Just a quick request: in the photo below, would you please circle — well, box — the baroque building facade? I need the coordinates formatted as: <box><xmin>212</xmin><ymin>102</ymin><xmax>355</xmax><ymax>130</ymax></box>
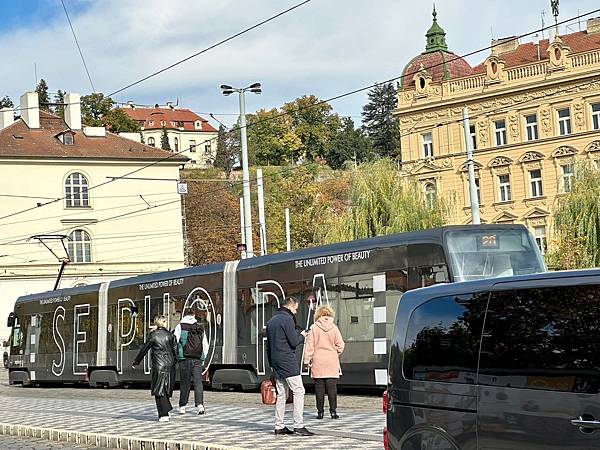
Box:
<box><xmin>396</xmin><ymin>9</ymin><xmax>600</xmax><ymax>254</ymax></box>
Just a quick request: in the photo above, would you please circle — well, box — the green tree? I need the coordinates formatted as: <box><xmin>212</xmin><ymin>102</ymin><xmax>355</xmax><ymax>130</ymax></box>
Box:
<box><xmin>214</xmin><ymin>125</ymin><xmax>239</xmax><ymax>177</ymax></box>
<box><xmin>0</xmin><ymin>95</ymin><xmax>14</xmax><ymax>108</ymax></box>
<box><xmin>316</xmin><ymin>159</ymin><xmax>450</xmax><ymax>244</ymax></box>
<box><xmin>327</xmin><ymin>117</ymin><xmax>374</xmax><ymax>169</ymax></box>
<box><xmin>81</xmin><ymin>92</ymin><xmax>113</xmax><ymax>126</ymax></box>
<box><xmin>53</xmin><ymin>90</ymin><xmax>65</xmax><ymax>118</ymax></box>
<box><xmin>362</xmin><ymin>83</ymin><xmax>401</xmax><ymax>159</ymax></box>
<box><xmin>160</xmin><ymin>126</ymin><xmax>171</xmax><ymax>150</ymax></box>
<box><xmin>103</xmin><ymin>108</ymin><xmax>141</xmax><ymax>133</ymax></box>
<box><xmin>36</xmin><ymin>79</ymin><xmax>51</xmax><ymax>112</ymax></box>
<box><xmin>282</xmin><ymin>95</ymin><xmax>339</xmax><ymax>162</ymax></box>
<box><xmin>247</xmin><ymin>108</ymin><xmax>300</xmax><ymax>165</ymax></box>
<box><xmin>548</xmin><ymin>163</ymin><xmax>600</xmax><ymax>269</ymax></box>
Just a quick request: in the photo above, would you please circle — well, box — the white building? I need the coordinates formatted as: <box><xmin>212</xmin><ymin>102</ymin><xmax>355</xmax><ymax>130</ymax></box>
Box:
<box><xmin>121</xmin><ymin>105</ymin><xmax>218</xmax><ymax>168</ymax></box>
<box><xmin>0</xmin><ymin>92</ymin><xmax>187</xmax><ymax>339</ymax></box>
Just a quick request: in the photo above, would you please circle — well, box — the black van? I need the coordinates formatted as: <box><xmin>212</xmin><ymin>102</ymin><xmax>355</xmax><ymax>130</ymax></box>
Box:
<box><xmin>386</xmin><ymin>269</ymin><xmax>600</xmax><ymax>450</ymax></box>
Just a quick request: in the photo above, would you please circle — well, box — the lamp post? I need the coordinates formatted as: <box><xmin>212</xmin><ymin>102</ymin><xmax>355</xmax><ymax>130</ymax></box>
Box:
<box><xmin>221</xmin><ymin>82</ymin><xmax>262</xmax><ymax>258</ymax></box>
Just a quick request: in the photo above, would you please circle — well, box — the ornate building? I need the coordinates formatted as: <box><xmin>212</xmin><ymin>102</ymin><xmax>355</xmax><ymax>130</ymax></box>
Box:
<box><xmin>396</xmin><ymin>9</ymin><xmax>600</xmax><ymax>254</ymax></box>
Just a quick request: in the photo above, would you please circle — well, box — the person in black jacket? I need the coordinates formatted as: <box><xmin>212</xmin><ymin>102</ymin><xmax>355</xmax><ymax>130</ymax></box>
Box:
<box><xmin>266</xmin><ymin>296</ymin><xmax>314</xmax><ymax>436</ymax></box>
<box><xmin>132</xmin><ymin>315</ymin><xmax>176</xmax><ymax>422</ymax></box>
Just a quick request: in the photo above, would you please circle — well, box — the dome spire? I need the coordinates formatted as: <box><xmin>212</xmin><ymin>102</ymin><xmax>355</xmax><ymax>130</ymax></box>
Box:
<box><xmin>425</xmin><ymin>4</ymin><xmax>448</xmax><ymax>53</ymax></box>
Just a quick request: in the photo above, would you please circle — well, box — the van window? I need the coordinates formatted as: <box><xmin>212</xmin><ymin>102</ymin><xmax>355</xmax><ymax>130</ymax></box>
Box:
<box><xmin>403</xmin><ymin>294</ymin><xmax>487</xmax><ymax>384</ymax></box>
<box><xmin>479</xmin><ymin>285</ymin><xmax>600</xmax><ymax>394</ymax></box>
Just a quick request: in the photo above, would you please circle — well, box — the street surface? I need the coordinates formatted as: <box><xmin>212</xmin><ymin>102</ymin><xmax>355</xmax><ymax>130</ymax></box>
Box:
<box><xmin>0</xmin><ymin>370</ymin><xmax>384</xmax><ymax>449</ymax></box>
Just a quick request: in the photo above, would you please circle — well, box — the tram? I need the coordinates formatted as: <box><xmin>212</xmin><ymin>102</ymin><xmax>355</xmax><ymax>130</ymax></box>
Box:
<box><xmin>6</xmin><ymin>224</ymin><xmax>545</xmax><ymax>389</ymax></box>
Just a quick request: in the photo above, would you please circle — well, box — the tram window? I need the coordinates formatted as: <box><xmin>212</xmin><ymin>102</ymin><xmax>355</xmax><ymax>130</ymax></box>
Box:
<box><xmin>403</xmin><ymin>294</ymin><xmax>487</xmax><ymax>383</ymax></box>
<box><xmin>11</xmin><ymin>317</ymin><xmax>23</xmax><ymax>350</ymax></box>
<box><xmin>337</xmin><ymin>276</ymin><xmax>374</xmax><ymax>342</ymax></box>
<box><xmin>408</xmin><ymin>244</ymin><xmax>446</xmax><ymax>268</ymax></box>
<box><xmin>408</xmin><ymin>264</ymin><xmax>449</xmax><ymax>290</ymax></box>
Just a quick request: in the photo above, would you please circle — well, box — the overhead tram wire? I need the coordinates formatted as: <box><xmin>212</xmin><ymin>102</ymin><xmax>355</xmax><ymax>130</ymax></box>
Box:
<box><xmin>1</xmin><ymin>9</ymin><xmax>597</xmax><ymax>224</ymax></box>
<box><xmin>106</xmin><ymin>0</ymin><xmax>312</xmax><ymax>97</ymax></box>
<box><xmin>60</xmin><ymin>0</ymin><xmax>96</xmax><ymax>93</ymax></box>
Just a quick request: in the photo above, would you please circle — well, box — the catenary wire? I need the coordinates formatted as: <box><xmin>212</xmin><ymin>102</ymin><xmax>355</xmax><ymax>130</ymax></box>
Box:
<box><xmin>60</xmin><ymin>0</ymin><xmax>96</xmax><ymax>93</ymax></box>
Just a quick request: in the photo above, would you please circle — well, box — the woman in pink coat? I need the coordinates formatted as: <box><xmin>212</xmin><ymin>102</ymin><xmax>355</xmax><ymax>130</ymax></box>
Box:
<box><xmin>304</xmin><ymin>305</ymin><xmax>345</xmax><ymax>419</ymax></box>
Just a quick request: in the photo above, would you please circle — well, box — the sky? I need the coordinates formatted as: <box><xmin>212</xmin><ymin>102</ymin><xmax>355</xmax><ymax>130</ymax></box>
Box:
<box><xmin>1</xmin><ymin>0</ymin><xmax>599</xmax><ymax>127</ymax></box>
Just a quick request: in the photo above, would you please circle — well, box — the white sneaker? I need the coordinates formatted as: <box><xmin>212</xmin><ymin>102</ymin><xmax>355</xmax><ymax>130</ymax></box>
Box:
<box><xmin>178</xmin><ymin>406</ymin><xmax>186</xmax><ymax>414</ymax></box>
<box><xmin>197</xmin><ymin>404</ymin><xmax>205</xmax><ymax>415</ymax></box>
<box><xmin>158</xmin><ymin>416</ymin><xmax>170</xmax><ymax>422</ymax></box>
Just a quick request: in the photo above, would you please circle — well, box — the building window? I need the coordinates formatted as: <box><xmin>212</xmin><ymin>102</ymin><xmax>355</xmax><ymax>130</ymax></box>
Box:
<box><xmin>189</xmin><ymin>140</ymin><xmax>196</xmax><ymax>152</ymax></box>
<box><xmin>494</xmin><ymin>120</ymin><xmax>507</xmax><ymax>146</ymax></box>
<box><xmin>562</xmin><ymin>164</ymin><xmax>574</xmax><ymax>193</ymax></box>
<box><xmin>468</xmin><ymin>177</ymin><xmax>481</xmax><ymax>205</ymax></box>
<box><xmin>422</xmin><ymin>132</ymin><xmax>433</xmax><ymax>158</ymax></box>
<box><xmin>592</xmin><ymin>103</ymin><xmax>600</xmax><ymax>130</ymax></box>
<box><xmin>557</xmin><ymin>108</ymin><xmax>571</xmax><ymax>135</ymax></box>
<box><xmin>148</xmin><ymin>137</ymin><xmax>155</xmax><ymax>147</ymax></box>
<box><xmin>65</xmin><ymin>172</ymin><xmax>89</xmax><ymax>208</ymax></box>
<box><xmin>529</xmin><ymin>169</ymin><xmax>543</xmax><ymax>198</ymax></box>
<box><xmin>425</xmin><ymin>183</ymin><xmax>436</xmax><ymax>208</ymax></box>
<box><xmin>469</xmin><ymin>125</ymin><xmax>477</xmax><ymax>150</ymax></box>
<box><xmin>533</xmin><ymin>225</ymin><xmax>547</xmax><ymax>255</ymax></box>
<box><xmin>68</xmin><ymin>229</ymin><xmax>92</xmax><ymax>263</ymax></box>
<box><xmin>204</xmin><ymin>142</ymin><xmax>212</xmax><ymax>155</ymax></box>
<box><xmin>63</xmin><ymin>132</ymin><xmax>74</xmax><ymax>145</ymax></box>
<box><xmin>174</xmin><ymin>137</ymin><xmax>179</xmax><ymax>152</ymax></box>
<box><xmin>525</xmin><ymin>114</ymin><xmax>538</xmax><ymax>141</ymax></box>
<box><xmin>498</xmin><ymin>174</ymin><xmax>511</xmax><ymax>202</ymax></box>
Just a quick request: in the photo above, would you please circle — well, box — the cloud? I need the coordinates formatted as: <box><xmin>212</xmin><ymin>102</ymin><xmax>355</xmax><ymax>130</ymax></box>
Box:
<box><xmin>2</xmin><ymin>0</ymin><xmax>598</xmax><ymax>125</ymax></box>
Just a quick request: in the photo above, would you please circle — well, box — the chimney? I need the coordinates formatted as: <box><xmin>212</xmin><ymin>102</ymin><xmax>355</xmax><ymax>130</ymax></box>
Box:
<box><xmin>491</xmin><ymin>36</ymin><xmax>519</xmax><ymax>56</ymax></box>
<box><xmin>64</xmin><ymin>93</ymin><xmax>82</xmax><ymax>130</ymax></box>
<box><xmin>0</xmin><ymin>107</ymin><xmax>14</xmax><ymax>130</ymax></box>
<box><xmin>588</xmin><ymin>17</ymin><xmax>600</xmax><ymax>34</ymax></box>
<box><xmin>20</xmin><ymin>92</ymin><xmax>39</xmax><ymax>129</ymax></box>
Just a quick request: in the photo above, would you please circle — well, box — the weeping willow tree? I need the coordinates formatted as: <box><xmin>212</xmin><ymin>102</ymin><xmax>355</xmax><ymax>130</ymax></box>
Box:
<box><xmin>548</xmin><ymin>162</ymin><xmax>600</xmax><ymax>269</ymax></box>
<box><xmin>316</xmin><ymin>159</ymin><xmax>452</xmax><ymax>244</ymax></box>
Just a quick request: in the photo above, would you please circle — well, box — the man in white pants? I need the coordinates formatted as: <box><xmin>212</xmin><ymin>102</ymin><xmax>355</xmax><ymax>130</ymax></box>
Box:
<box><xmin>266</xmin><ymin>297</ymin><xmax>314</xmax><ymax>436</ymax></box>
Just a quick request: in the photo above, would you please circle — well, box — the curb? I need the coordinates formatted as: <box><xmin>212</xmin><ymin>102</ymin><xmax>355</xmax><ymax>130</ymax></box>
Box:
<box><xmin>0</xmin><ymin>423</ymin><xmax>245</xmax><ymax>450</ymax></box>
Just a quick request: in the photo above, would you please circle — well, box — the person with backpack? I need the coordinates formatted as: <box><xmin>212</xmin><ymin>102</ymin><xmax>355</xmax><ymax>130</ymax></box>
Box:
<box><xmin>174</xmin><ymin>308</ymin><xmax>208</xmax><ymax>415</ymax></box>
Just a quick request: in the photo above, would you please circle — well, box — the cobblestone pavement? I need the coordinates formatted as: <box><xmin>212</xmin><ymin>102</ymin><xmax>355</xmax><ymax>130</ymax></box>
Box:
<box><xmin>1</xmin><ymin>370</ymin><xmax>385</xmax><ymax>450</ymax></box>
<box><xmin>0</xmin><ymin>434</ymin><xmax>107</xmax><ymax>449</ymax></box>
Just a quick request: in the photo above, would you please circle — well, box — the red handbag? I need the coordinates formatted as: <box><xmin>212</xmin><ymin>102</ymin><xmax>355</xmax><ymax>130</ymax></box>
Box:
<box><xmin>261</xmin><ymin>379</ymin><xmax>277</xmax><ymax>405</ymax></box>
<box><xmin>261</xmin><ymin>379</ymin><xmax>294</xmax><ymax>405</ymax></box>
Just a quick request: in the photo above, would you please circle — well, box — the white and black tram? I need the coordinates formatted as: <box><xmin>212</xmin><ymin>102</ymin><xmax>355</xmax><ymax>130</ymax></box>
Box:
<box><xmin>6</xmin><ymin>224</ymin><xmax>546</xmax><ymax>389</ymax></box>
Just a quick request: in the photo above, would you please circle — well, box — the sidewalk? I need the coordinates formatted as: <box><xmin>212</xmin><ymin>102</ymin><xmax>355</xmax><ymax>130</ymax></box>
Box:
<box><xmin>0</xmin><ymin>394</ymin><xmax>384</xmax><ymax>449</ymax></box>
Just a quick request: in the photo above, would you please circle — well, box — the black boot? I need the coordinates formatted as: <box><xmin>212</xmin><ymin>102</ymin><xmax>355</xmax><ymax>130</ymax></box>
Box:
<box><xmin>317</xmin><ymin>411</ymin><xmax>324</xmax><ymax>419</ymax></box>
<box><xmin>330</xmin><ymin>409</ymin><xmax>339</xmax><ymax>419</ymax></box>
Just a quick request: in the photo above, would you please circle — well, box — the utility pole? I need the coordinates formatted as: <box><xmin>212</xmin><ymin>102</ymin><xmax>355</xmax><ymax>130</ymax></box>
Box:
<box><xmin>463</xmin><ymin>107</ymin><xmax>481</xmax><ymax>224</ymax></box>
<box><xmin>220</xmin><ymin>83</ymin><xmax>262</xmax><ymax>258</ymax></box>
<box><xmin>239</xmin><ymin>197</ymin><xmax>247</xmax><ymax>259</ymax></box>
<box><xmin>256</xmin><ymin>168</ymin><xmax>267</xmax><ymax>255</ymax></box>
<box><xmin>285</xmin><ymin>208</ymin><xmax>291</xmax><ymax>251</ymax></box>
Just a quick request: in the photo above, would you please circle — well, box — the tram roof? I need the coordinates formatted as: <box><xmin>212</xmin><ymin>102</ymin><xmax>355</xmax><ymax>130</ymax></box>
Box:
<box><xmin>108</xmin><ymin>261</ymin><xmax>226</xmax><ymax>289</ymax></box>
<box><xmin>15</xmin><ymin>282</ymin><xmax>103</xmax><ymax>304</ymax></box>
<box><xmin>237</xmin><ymin>224</ymin><xmax>528</xmax><ymax>270</ymax></box>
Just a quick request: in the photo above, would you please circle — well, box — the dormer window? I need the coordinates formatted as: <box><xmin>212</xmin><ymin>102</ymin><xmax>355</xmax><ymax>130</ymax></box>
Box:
<box><xmin>58</xmin><ymin>130</ymin><xmax>75</xmax><ymax>145</ymax></box>
<box><xmin>195</xmin><ymin>121</ymin><xmax>202</xmax><ymax>129</ymax></box>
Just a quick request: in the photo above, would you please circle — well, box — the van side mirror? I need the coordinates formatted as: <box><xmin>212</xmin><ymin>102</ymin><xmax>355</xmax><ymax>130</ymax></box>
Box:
<box><xmin>7</xmin><ymin>313</ymin><xmax>15</xmax><ymax>328</ymax></box>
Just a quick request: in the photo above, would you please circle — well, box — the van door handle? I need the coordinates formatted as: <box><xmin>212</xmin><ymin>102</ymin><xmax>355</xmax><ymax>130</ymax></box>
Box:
<box><xmin>571</xmin><ymin>417</ymin><xmax>600</xmax><ymax>429</ymax></box>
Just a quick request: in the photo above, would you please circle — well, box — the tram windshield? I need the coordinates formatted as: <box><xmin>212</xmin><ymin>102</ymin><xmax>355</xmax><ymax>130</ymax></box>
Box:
<box><xmin>445</xmin><ymin>228</ymin><xmax>546</xmax><ymax>281</ymax></box>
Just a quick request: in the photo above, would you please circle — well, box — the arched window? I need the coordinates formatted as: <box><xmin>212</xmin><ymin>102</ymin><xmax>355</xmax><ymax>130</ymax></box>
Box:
<box><xmin>425</xmin><ymin>183</ymin><xmax>437</xmax><ymax>209</ymax></box>
<box><xmin>148</xmin><ymin>137</ymin><xmax>155</xmax><ymax>147</ymax></box>
<box><xmin>68</xmin><ymin>229</ymin><xmax>92</xmax><ymax>263</ymax></box>
<box><xmin>65</xmin><ymin>172</ymin><xmax>89</xmax><ymax>208</ymax></box>
<box><xmin>174</xmin><ymin>137</ymin><xmax>179</xmax><ymax>152</ymax></box>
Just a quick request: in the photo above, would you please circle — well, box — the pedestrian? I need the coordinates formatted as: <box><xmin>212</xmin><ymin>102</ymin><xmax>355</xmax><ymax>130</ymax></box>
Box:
<box><xmin>266</xmin><ymin>296</ymin><xmax>314</xmax><ymax>436</ymax></box>
<box><xmin>304</xmin><ymin>305</ymin><xmax>345</xmax><ymax>419</ymax></box>
<box><xmin>132</xmin><ymin>315</ymin><xmax>176</xmax><ymax>422</ymax></box>
<box><xmin>174</xmin><ymin>307</ymin><xmax>208</xmax><ymax>415</ymax></box>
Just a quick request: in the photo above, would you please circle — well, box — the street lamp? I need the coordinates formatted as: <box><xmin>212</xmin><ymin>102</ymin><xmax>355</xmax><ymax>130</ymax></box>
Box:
<box><xmin>220</xmin><ymin>82</ymin><xmax>262</xmax><ymax>257</ymax></box>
